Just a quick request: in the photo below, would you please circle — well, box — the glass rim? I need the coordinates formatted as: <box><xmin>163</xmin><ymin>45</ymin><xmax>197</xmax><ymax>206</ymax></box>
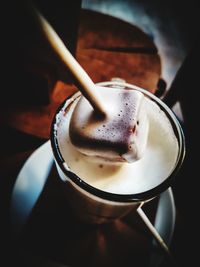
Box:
<box><xmin>50</xmin><ymin>81</ymin><xmax>186</xmax><ymax>203</ymax></box>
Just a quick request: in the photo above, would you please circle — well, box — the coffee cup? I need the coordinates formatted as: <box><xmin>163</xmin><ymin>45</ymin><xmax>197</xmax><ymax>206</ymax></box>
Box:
<box><xmin>50</xmin><ymin>81</ymin><xmax>185</xmax><ymax>224</ymax></box>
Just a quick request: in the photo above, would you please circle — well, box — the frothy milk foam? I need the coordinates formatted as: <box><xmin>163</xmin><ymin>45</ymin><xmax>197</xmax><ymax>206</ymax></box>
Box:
<box><xmin>56</xmin><ymin>89</ymin><xmax>179</xmax><ymax>195</ymax></box>
<box><xmin>69</xmin><ymin>87</ymin><xmax>149</xmax><ymax>163</ymax></box>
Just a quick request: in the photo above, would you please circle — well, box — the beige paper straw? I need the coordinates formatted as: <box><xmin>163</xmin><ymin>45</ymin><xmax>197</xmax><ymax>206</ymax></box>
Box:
<box><xmin>32</xmin><ymin>5</ymin><xmax>107</xmax><ymax>116</ymax></box>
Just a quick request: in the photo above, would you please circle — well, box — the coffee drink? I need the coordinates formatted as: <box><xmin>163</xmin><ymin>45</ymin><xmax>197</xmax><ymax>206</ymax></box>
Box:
<box><xmin>55</xmin><ymin>84</ymin><xmax>179</xmax><ymax>195</ymax></box>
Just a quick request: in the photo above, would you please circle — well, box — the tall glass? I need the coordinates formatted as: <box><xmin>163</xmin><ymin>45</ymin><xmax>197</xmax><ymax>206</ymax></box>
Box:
<box><xmin>50</xmin><ymin>81</ymin><xmax>185</xmax><ymax>224</ymax></box>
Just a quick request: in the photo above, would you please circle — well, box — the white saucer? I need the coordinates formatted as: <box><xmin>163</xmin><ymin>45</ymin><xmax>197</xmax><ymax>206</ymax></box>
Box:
<box><xmin>10</xmin><ymin>140</ymin><xmax>176</xmax><ymax>267</ymax></box>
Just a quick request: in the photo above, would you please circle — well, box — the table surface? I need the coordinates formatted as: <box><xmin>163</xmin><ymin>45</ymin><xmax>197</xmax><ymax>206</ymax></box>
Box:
<box><xmin>0</xmin><ymin>8</ymin><xmax>197</xmax><ymax>267</ymax></box>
